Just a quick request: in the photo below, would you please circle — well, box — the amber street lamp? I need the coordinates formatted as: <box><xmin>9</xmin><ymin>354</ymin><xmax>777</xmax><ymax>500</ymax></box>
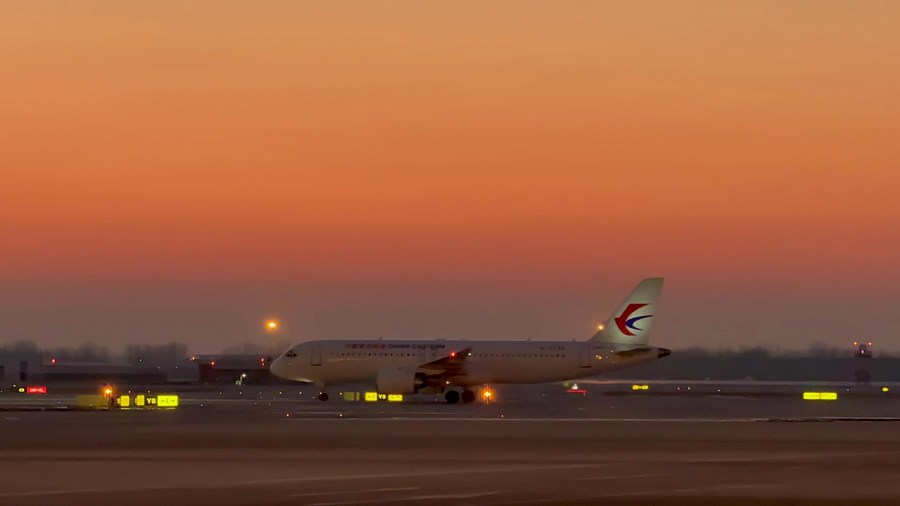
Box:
<box><xmin>265</xmin><ymin>319</ymin><xmax>279</xmax><ymax>357</ymax></box>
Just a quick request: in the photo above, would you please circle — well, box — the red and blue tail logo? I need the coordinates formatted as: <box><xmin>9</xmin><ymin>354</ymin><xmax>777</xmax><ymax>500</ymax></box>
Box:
<box><xmin>614</xmin><ymin>303</ymin><xmax>653</xmax><ymax>336</ymax></box>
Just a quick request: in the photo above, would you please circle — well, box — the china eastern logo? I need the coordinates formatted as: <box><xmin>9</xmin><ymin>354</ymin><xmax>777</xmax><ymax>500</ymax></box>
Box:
<box><xmin>614</xmin><ymin>303</ymin><xmax>653</xmax><ymax>336</ymax></box>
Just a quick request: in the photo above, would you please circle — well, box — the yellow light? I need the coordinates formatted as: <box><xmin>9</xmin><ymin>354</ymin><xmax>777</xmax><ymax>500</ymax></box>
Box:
<box><xmin>641</xmin><ymin>385</ymin><xmax>649</xmax><ymax>390</ymax></box>
<box><xmin>803</xmin><ymin>391</ymin><xmax>838</xmax><ymax>401</ymax></box>
<box><xmin>597</xmin><ymin>324</ymin><xmax>604</xmax><ymax>331</ymax></box>
<box><xmin>387</xmin><ymin>394</ymin><xmax>403</xmax><ymax>402</ymax></box>
<box><xmin>135</xmin><ymin>394</ymin><xmax>146</xmax><ymax>406</ymax></box>
<box><xmin>103</xmin><ymin>387</ymin><xmax>113</xmax><ymax>397</ymax></box>
<box><xmin>883</xmin><ymin>387</ymin><xmax>890</xmax><ymax>393</ymax></box>
<box><xmin>265</xmin><ymin>320</ymin><xmax>279</xmax><ymax>331</ymax></box>
<box><xmin>17</xmin><ymin>387</ymin><xmax>24</xmax><ymax>393</ymax></box>
<box><xmin>364</xmin><ymin>392</ymin><xmax>378</xmax><ymax>402</ymax></box>
<box><xmin>157</xmin><ymin>395</ymin><xmax>179</xmax><ymax>407</ymax></box>
<box><xmin>483</xmin><ymin>390</ymin><xmax>493</xmax><ymax>398</ymax></box>
<box><xmin>118</xmin><ymin>395</ymin><xmax>131</xmax><ymax>408</ymax></box>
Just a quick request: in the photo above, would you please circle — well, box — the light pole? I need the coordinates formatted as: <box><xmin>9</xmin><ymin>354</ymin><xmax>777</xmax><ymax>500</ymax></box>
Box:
<box><xmin>264</xmin><ymin>319</ymin><xmax>279</xmax><ymax>358</ymax></box>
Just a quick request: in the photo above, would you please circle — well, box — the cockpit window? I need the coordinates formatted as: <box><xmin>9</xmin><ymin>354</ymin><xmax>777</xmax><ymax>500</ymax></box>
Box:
<box><xmin>285</xmin><ymin>350</ymin><xmax>297</xmax><ymax>358</ymax></box>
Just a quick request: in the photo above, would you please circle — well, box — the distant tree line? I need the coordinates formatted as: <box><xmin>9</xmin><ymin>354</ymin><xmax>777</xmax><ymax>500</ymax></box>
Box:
<box><xmin>0</xmin><ymin>340</ymin><xmax>893</xmax><ymax>368</ymax></box>
<box><xmin>0</xmin><ymin>340</ymin><xmax>190</xmax><ymax>366</ymax></box>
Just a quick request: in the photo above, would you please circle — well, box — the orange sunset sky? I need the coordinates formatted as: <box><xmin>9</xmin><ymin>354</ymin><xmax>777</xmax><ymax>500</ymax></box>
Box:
<box><xmin>2</xmin><ymin>1</ymin><xmax>900</xmax><ymax>351</ymax></box>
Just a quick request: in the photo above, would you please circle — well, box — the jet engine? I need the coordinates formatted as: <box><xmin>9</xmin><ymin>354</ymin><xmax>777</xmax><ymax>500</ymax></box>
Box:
<box><xmin>376</xmin><ymin>367</ymin><xmax>422</xmax><ymax>394</ymax></box>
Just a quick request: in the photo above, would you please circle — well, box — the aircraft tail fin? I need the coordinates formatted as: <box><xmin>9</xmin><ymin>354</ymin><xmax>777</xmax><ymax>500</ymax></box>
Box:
<box><xmin>590</xmin><ymin>278</ymin><xmax>664</xmax><ymax>346</ymax></box>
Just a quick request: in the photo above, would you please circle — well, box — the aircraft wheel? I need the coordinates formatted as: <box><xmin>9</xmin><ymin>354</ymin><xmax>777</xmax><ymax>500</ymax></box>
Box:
<box><xmin>445</xmin><ymin>390</ymin><xmax>460</xmax><ymax>404</ymax></box>
<box><xmin>461</xmin><ymin>389</ymin><xmax>476</xmax><ymax>403</ymax></box>
<box><xmin>317</xmin><ymin>392</ymin><xmax>329</xmax><ymax>402</ymax></box>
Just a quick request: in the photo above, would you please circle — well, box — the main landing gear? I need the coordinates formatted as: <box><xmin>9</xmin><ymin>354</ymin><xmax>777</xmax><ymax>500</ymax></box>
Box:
<box><xmin>317</xmin><ymin>392</ymin><xmax>329</xmax><ymax>401</ymax></box>
<box><xmin>444</xmin><ymin>389</ymin><xmax>476</xmax><ymax>404</ymax></box>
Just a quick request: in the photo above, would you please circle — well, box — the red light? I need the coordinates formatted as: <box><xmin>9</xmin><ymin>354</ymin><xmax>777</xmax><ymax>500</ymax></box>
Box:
<box><xmin>450</xmin><ymin>352</ymin><xmax>456</xmax><ymax>358</ymax></box>
<box><xmin>27</xmin><ymin>386</ymin><xmax>48</xmax><ymax>394</ymax></box>
<box><xmin>50</xmin><ymin>358</ymin><xmax>57</xmax><ymax>365</ymax></box>
<box><xmin>210</xmin><ymin>361</ymin><xmax>216</xmax><ymax>366</ymax></box>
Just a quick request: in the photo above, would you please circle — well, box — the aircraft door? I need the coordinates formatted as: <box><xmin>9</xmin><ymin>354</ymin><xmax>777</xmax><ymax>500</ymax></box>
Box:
<box><xmin>417</xmin><ymin>347</ymin><xmax>426</xmax><ymax>363</ymax></box>
<box><xmin>578</xmin><ymin>346</ymin><xmax>591</xmax><ymax>368</ymax></box>
<box><xmin>310</xmin><ymin>344</ymin><xmax>322</xmax><ymax>366</ymax></box>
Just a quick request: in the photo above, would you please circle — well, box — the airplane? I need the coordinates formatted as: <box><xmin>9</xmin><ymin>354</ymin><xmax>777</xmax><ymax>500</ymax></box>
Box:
<box><xmin>269</xmin><ymin>278</ymin><xmax>670</xmax><ymax>404</ymax></box>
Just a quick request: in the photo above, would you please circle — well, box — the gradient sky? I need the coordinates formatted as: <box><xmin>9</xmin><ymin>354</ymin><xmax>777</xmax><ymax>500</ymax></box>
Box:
<box><xmin>2</xmin><ymin>1</ymin><xmax>900</xmax><ymax>353</ymax></box>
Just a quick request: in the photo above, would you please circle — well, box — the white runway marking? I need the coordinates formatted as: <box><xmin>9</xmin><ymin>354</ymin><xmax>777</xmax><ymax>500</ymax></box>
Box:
<box><xmin>310</xmin><ymin>491</ymin><xmax>499</xmax><ymax>505</ymax></box>
<box><xmin>236</xmin><ymin>462</ymin><xmax>603</xmax><ymax>486</ymax></box>
<box><xmin>0</xmin><ymin>485</ymin><xmax>172</xmax><ymax>498</ymax></box>
<box><xmin>289</xmin><ymin>487</ymin><xmax>419</xmax><ymax>498</ymax></box>
<box><xmin>575</xmin><ymin>473</ymin><xmax>669</xmax><ymax>481</ymax></box>
<box><xmin>602</xmin><ymin>481</ymin><xmax>786</xmax><ymax>497</ymax></box>
<box><xmin>287</xmin><ymin>416</ymin><xmax>767</xmax><ymax>423</ymax></box>
<box><xmin>0</xmin><ymin>463</ymin><xmax>601</xmax><ymax>498</ymax></box>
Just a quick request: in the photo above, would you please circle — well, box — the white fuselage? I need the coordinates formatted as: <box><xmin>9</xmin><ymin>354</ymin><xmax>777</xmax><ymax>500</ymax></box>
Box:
<box><xmin>269</xmin><ymin>339</ymin><xmax>668</xmax><ymax>389</ymax></box>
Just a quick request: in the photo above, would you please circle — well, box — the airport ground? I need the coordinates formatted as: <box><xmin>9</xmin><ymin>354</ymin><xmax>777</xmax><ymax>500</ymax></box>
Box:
<box><xmin>3</xmin><ymin>386</ymin><xmax>900</xmax><ymax>505</ymax></box>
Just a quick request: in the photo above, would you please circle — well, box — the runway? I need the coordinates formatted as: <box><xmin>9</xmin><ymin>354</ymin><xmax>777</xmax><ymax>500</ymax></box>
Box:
<box><xmin>3</xmin><ymin>390</ymin><xmax>900</xmax><ymax>504</ymax></box>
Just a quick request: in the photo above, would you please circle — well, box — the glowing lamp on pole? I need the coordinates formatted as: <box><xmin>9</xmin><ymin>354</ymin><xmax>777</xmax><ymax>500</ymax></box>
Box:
<box><xmin>265</xmin><ymin>319</ymin><xmax>280</xmax><ymax>357</ymax></box>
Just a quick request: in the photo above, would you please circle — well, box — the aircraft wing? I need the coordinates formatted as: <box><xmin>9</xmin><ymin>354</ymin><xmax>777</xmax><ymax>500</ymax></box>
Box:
<box><xmin>418</xmin><ymin>347</ymin><xmax>471</xmax><ymax>375</ymax></box>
